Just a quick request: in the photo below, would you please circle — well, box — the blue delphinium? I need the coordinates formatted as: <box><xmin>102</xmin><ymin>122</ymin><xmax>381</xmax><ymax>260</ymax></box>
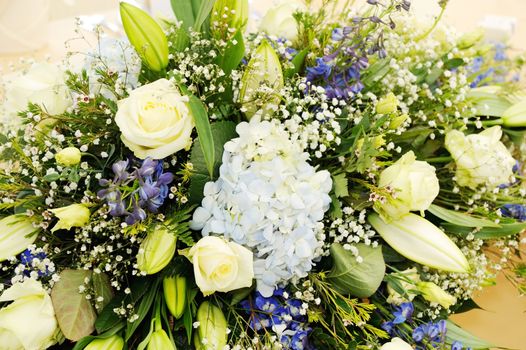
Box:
<box><xmin>240</xmin><ymin>288</ymin><xmax>313</xmax><ymax>350</ymax></box>
<box><xmin>98</xmin><ymin>158</ymin><xmax>174</xmax><ymax>224</ymax></box>
<box><xmin>501</xmin><ymin>204</ymin><xmax>526</xmax><ymax>221</ymax></box>
<box><xmin>19</xmin><ymin>248</ymin><xmax>52</xmax><ymax>277</ymax></box>
<box><xmin>381</xmin><ymin>302</ymin><xmax>414</xmax><ymax>336</ymax></box>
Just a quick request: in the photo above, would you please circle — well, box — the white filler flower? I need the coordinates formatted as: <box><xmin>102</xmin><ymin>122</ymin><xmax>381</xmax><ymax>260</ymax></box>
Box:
<box><xmin>191</xmin><ymin>118</ymin><xmax>332</xmax><ymax>297</ymax></box>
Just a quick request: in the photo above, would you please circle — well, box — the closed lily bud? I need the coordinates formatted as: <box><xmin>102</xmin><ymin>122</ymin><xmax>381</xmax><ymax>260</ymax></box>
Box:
<box><xmin>147</xmin><ymin>329</ymin><xmax>175</xmax><ymax>350</ymax></box>
<box><xmin>239</xmin><ymin>40</ymin><xmax>284</xmax><ymax>119</ymax></box>
<box><xmin>120</xmin><ymin>2</ymin><xmax>169</xmax><ymax>72</ymax></box>
<box><xmin>163</xmin><ymin>275</ymin><xmax>187</xmax><ymax>319</ymax></box>
<box><xmin>85</xmin><ymin>335</ymin><xmax>124</xmax><ymax>350</ymax></box>
<box><xmin>55</xmin><ymin>147</ymin><xmax>81</xmax><ymax>166</ymax></box>
<box><xmin>502</xmin><ymin>99</ymin><xmax>526</xmax><ymax>127</ymax></box>
<box><xmin>137</xmin><ymin>226</ymin><xmax>177</xmax><ymax>275</ymax></box>
<box><xmin>376</xmin><ymin>92</ymin><xmax>399</xmax><ymax>114</ymax></box>
<box><xmin>49</xmin><ymin>204</ymin><xmax>90</xmax><ymax>233</ymax></box>
<box><xmin>417</xmin><ymin>281</ymin><xmax>457</xmax><ymax>309</ymax></box>
<box><xmin>210</xmin><ymin>0</ymin><xmax>248</xmax><ymax>39</ymax></box>
<box><xmin>194</xmin><ymin>301</ymin><xmax>227</xmax><ymax>350</ymax></box>
<box><xmin>368</xmin><ymin>213</ymin><xmax>470</xmax><ymax>273</ymax></box>
<box><xmin>0</xmin><ymin>215</ymin><xmax>38</xmax><ymax>261</ymax></box>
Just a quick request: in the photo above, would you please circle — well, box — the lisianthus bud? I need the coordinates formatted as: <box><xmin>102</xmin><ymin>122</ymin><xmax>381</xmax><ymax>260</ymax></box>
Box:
<box><xmin>194</xmin><ymin>301</ymin><xmax>227</xmax><ymax>350</ymax></box>
<box><xmin>376</xmin><ymin>92</ymin><xmax>399</xmax><ymax>114</ymax></box>
<box><xmin>259</xmin><ymin>1</ymin><xmax>305</xmax><ymax>41</ymax></box>
<box><xmin>368</xmin><ymin>213</ymin><xmax>470</xmax><ymax>273</ymax></box>
<box><xmin>85</xmin><ymin>335</ymin><xmax>124</xmax><ymax>350</ymax></box>
<box><xmin>445</xmin><ymin>126</ymin><xmax>515</xmax><ymax>189</ymax></box>
<box><xmin>239</xmin><ymin>40</ymin><xmax>284</xmax><ymax>119</ymax></box>
<box><xmin>55</xmin><ymin>147</ymin><xmax>81</xmax><ymax>166</ymax></box>
<box><xmin>163</xmin><ymin>275</ymin><xmax>186</xmax><ymax>319</ymax></box>
<box><xmin>137</xmin><ymin>226</ymin><xmax>177</xmax><ymax>275</ymax></box>
<box><xmin>210</xmin><ymin>0</ymin><xmax>248</xmax><ymax>39</ymax></box>
<box><xmin>49</xmin><ymin>204</ymin><xmax>90</xmax><ymax>233</ymax></box>
<box><xmin>147</xmin><ymin>329</ymin><xmax>174</xmax><ymax>350</ymax></box>
<box><xmin>120</xmin><ymin>2</ymin><xmax>169</xmax><ymax>71</ymax></box>
<box><xmin>0</xmin><ymin>215</ymin><xmax>38</xmax><ymax>261</ymax></box>
<box><xmin>389</xmin><ymin>114</ymin><xmax>408</xmax><ymax>130</ymax></box>
<box><xmin>376</xmin><ymin>151</ymin><xmax>439</xmax><ymax>222</ymax></box>
<box><xmin>386</xmin><ymin>268</ymin><xmax>421</xmax><ymax>305</ymax></box>
<box><xmin>502</xmin><ymin>99</ymin><xmax>526</xmax><ymax>127</ymax></box>
<box><xmin>417</xmin><ymin>282</ymin><xmax>457</xmax><ymax>309</ymax></box>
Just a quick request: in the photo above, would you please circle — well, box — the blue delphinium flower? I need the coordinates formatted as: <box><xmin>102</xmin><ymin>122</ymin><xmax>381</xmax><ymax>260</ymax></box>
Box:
<box><xmin>98</xmin><ymin>157</ymin><xmax>174</xmax><ymax>224</ymax></box>
<box><xmin>19</xmin><ymin>248</ymin><xmax>52</xmax><ymax>277</ymax></box>
<box><xmin>412</xmin><ymin>320</ymin><xmax>447</xmax><ymax>346</ymax></box>
<box><xmin>501</xmin><ymin>204</ymin><xmax>526</xmax><ymax>221</ymax></box>
<box><xmin>392</xmin><ymin>302</ymin><xmax>414</xmax><ymax>324</ymax></box>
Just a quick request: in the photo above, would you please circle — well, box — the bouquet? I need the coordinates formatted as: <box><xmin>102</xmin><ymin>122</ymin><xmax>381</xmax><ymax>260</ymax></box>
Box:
<box><xmin>0</xmin><ymin>0</ymin><xmax>525</xmax><ymax>349</ymax></box>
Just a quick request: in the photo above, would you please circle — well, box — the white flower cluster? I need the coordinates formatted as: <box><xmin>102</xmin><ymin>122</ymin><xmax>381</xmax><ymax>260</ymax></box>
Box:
<box><xmin>191</xmin><ymin>118</ymin><xmax>332</xmax><ymax>297</ymax></box>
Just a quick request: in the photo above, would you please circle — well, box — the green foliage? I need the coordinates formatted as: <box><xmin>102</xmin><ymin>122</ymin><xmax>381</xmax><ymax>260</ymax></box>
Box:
<box><xmin>446</xmin><ymin>320</ymin><xmax>494</xmax><ymax>349</ymax></box>
<box><xmin>428</xmin><ymin>204</ymin><xmax>501</xmax><ymax>228</ymax></box>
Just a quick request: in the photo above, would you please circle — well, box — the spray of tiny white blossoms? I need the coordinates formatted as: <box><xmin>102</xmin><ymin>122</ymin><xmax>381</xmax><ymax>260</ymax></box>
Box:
<box><xmin>191</xmin><ymin>118</ymin><xmax>332</xmax><ymax>297</ymax></box>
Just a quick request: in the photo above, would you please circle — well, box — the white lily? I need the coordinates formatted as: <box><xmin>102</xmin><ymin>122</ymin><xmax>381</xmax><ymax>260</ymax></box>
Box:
<box><xmin>368</xmin><ymin>213</ymin><xmax>470</xmax><ymax>273</ymax></box>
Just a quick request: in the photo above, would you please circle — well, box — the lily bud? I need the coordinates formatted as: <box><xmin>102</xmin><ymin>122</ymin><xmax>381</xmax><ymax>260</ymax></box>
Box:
<box><xmin>163</xmin><ymin>275</ymin><xmax>187</xmax><ymax>319</ymax></box>
<box><xmin>137</xmin><ymin>226</ymin><xmax>176</xmax><ymax>275</ymax></box>
<box><xmin>194</xmin><ymin>301</ymin><xmax>227</xmax><ymax>350</ymax></box>
<box><xmin>368</xmin><ymin>213</ymin><xmax>470</xmax><ymax>273</ymax></box>
<box><xmin>376</xmin><ymin>92</ymin><xmax>399</xmax><ymax>114</ymax></box>
<box><xmin>55</xmin><ymin>147</ymin><xmax>81</xmax><ymax>167</ymax></box>
<box><xmin>120</xmin><ymin>2</ymin><xmax>169</xmax><ymax>71</ymax></box>
<box><xmin>147</xmin><ymin>329</ymin><xmax>175</xmax><ymax>350</ymax></box>
<box><xmin>468</xmin><ymin>86</ymin><xmax>512</xmax><ymax>117</ymax></box>
<box><xmin>210</xmin><ymin>0</ymin><xmax>248</xmax><ymax>39</ymax></box>
<box><xmin>417</xmin><ymin>281</ymin><xmax>457</xmax><ymax>309</ymax></box>
<box><xmin>49</xmin><ymin>204</ymin><xmax>90</xmax><ymax>233</ymax></box>
<box><xmin>239</xmin><ymin>40</ymin><xmax>284</xmax><ymax>119</ymax></box>
<box><xmin>457</xmin><ymin>28</ymin><xmax>484</xmax><ymax>49</ymax></box>
<box><xmin>0</xmin><ymin>215</ymin><xmax>38</xmax><ymax>261</ymax></box>
<box><xmin>85</xmin><ymin>335</ymin><xmax>124</xmax><ymax>350</ymax></box>
<box><xmin>502</xmin><ymin>99</ymin><xmax>526</xmax><ymax>127</ymax></box>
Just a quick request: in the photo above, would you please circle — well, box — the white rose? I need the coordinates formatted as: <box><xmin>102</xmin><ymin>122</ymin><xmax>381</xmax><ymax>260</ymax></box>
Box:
<box><xmin>5</xmin><ymin>63</ymin><xmax>72</xmax><ymax>116</ymax></box>
<box><xmin>380</xmin><ymin>337</ymin><xmax>413</xmax><ymax>350</ymax></box>
<box><xmin>445</xmin><ymin>126</ymin><xmax>516</xmax><ymax>189</ymax></box>
<box><xmin>259</xmin><ymin>1</ymin><xmax>305</xmax><ymax>41</ymax></box>
<box><xmin>377</xmin><ymin>151</ymin><xmax>439</xmax><ymax>221</ymax></box>
<box><xmin>0</xmin><ymin>279</ymin><xmax>58</xmax><ymax>350</ymax></box>
<box><xmin>115</xmin><ymin>79</ymin><xmax>195</xmax><ymax>159</ymax></box>
<box><xmin>181</xmin><ymin>236</ymin><xmax>254</xmax><ymax>296</ymax></box>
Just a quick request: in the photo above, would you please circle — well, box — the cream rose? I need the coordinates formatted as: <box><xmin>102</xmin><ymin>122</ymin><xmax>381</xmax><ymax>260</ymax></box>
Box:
<box><xmin>445</xmin><ymin>126</ymin><xmax>516</xmax><ymax>189</ymax></box>
<box><xmin>115</xmin><ymin>79</ymin><xmax>195</xmax><ymax>159</ymax></box>
<box><xmin>380</xmin><ymin>337</ymin><xmax>413</xmax><ymax>350</ymax></box>
<box><xmin>181</xmin><ymin>236</ymin><xmax>254</xmax><ymax>296</ymax></box>
<box><xmin>5</xmin><ymin>62</ymin><xmax>72</xmax><ymax>116</ymax></box>
<box><xmin>259</xmin><ymin>1</ymin><xmax>305</xmax><ymax>42</ymax></box>
<box><xmin>0</xmin><ymin>279</ymin><xmax>59</xmax><ymax>350</ymax></box>
<box><xmin>377</xmin><ymin>151</ymin><xmax>439</xmax><ymax>221</ymax></box>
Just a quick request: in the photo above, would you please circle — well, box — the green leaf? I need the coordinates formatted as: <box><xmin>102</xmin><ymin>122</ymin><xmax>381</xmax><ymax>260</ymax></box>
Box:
<box><xmin>216</xmin><ymin>30</ymin><xmax>245</xmax><ymax>74</ymax></box>
<box><xmin>125</xmin><ymin>278</ymin><xmax>160</xmax><ymax>341</ymax></box>
<box><xmin>92</xmin><ymin>273</ymin><xmax>113</xmax><ymax>313</ymax></box>
<box><xmin>446</xmin><ymin>320</ymin><xmax>494</xmax><ymax>349</ymax></box>
<box><xmin>229</xmin><ymin>286</ymin><xmax>254</xmax><ymax>306</ymax></box>
<box><xmin>189</xmin><ymin>121</ymin><xmax>237</xmax><ymax>204</ymax></box>
<box><xmin>51</xmin><ymin>270</ymin><xmax>97</xmax><ymax>341</ymax></box>
<box><xmin>445</xmin><ymin>58</ymin><xmax>465</xmax><ymax>70</ymax></box>
<box><xmin>171</xmin><ymin>0</ymin><xmax>197</xmax><ymax>30</ymax></box>
<box><xmin>428</xmin><ymin>204</ymin><xmax>501</xmax><ymax>228</ymax></box>
<box><xmin>327</xmin><ymin>243</ymin><xmax>386</xmax><ymax>298</ymax></box>
<box><xmin>285</xmin><ymin>48</ymin><xmax>309</xmax><ymax>78</ymax></box>
<box><xmin>43</xmin><ymin>173</ymin><xmax>60</xmax><ymax>182</ymax></box>
<box><xmin>193</xmin><ymin>0</ymin><xmax>215</xmax><ymax>32</ymax></box>
<box><xmin>443</xmin><ymin>222</ymin><xmax>526</xmax><ymax>240</ymax></box>
<box><xmin>188</xmin><ymin>95</ymin><xmax>215</xmax><ymax>178</ymax></box>
<box><xmin>72</xmin><ymin>323</ymin><xmax>125</xmax><ymax>350</ymax></box>
<box><xmin>332</xmin><ymin>173</ymin><xmax>349</xmax><ymax>198</ymax></box>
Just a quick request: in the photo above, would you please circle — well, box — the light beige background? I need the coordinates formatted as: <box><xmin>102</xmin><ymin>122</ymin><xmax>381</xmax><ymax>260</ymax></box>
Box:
<box><xmin>1</xmin><ymin>0</ymin><xmax>525</xmax><ymax>348</ymax></box>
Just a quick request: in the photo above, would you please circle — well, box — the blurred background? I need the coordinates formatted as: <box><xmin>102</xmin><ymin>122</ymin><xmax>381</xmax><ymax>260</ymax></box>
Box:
<box><xmin>1</xmin><ymin>0</ymin><xmax>525</xmax><ymax>348</ymax></box>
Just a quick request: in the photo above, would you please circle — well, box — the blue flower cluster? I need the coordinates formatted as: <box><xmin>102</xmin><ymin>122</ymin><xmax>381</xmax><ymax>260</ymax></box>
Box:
<box><xmin>382</xmin><ymin>302</ymin><xmax>471</xmax><ymax>350</ymax></box>
<box><xmin>469</xmin><ymin>43</ymin><xmax>515</xmax><ymax>87</ymax></box>
<box><xmin>20</xmin><ymin>248</ymin><xmax>51</xmax><ymax>277</ymax></box>
<box><xmin>501</xmin><ymin>204</ymin><xmax>526</xmax><ymax>221</ymax></box>
<box><xmin>240</xmin><ymin>288</ymin><xmax>314</xmax><ymax>350</ymax></box>
<box><xmin>98</xmin><ymin>158</ymin><xmax>174</xmax><ymax>224</ymax></box>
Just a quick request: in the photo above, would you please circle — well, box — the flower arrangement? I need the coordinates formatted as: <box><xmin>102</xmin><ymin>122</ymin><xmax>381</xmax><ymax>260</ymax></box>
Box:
<box><xmin>0</xmin><ymin>0</ymin><xmax>525</xmax><ymax>349</ymax></box>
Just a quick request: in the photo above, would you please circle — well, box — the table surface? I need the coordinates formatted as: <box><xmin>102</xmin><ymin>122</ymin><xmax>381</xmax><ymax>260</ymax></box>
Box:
<box><xmin>1</xmin><ymin>1</ymin><xmax>526</xmax><ymax>349</ymax></box>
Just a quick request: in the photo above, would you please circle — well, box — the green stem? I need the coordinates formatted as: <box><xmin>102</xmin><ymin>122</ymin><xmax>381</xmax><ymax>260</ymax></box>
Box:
<box><xmin>415</xmin><ymin>5</ymin><xmax>446</xmax><ymax>42</ymax></box>
<box><xmin>424</xmin><ymin>156</ymin><xmax>452</xmax><ymax>163</ymax></box>
<box><xmin>481</xmin><ymin>118</ymin><xmax>504</xmax><ymax>126</ymax></box>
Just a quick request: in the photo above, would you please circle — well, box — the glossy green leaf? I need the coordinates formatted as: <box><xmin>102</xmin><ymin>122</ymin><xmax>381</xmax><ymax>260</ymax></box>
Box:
<box><xmin>446</xmin><ymin>320</ymin><xmax>494</xmax><ymax>349</ymax></box>
<box><xmin>125</xmin><ymin>278</ymin><xmax>160</xmax><ymax>340</ymax></box>
<box><xmin>428</xmin><ymin>204</ymin><xmax>501</xmax><ymax>228</ymax></box>
<box><xmin>332</xmin><ymin>173</ymin><xmax>349</xmax><ymax>198</ymax></box>
<box><xmin>327</xmin><ymin>243</ymin><xmax>385</xmax><ymax>298</ymax></box>
<box><xmin>72</xmin><ymin>323</ymin><xmax>125</xmax><ymax>350</ymax></box>
<box><xmin>51</xmin><ymin>269</ymin><xmax>97</xmax><ymax>341</ymax></box>
<box><xmin>193</xmin><ymin>0</ymin><xmax>215</xmax><ymax>32</ymax></box>
<box><xmin>285</xmin><ymin>48</ymin><xmax>309</xmax><ymax>78</ymax></box>
<box><xmin>443</xmin><ymin>222</ymin><xmax>526</xmax><ymax>240</ymax></box>
<box><xmin>188</xmin><ymin>94</ymin><xmax>215</xmax><ymax>178</ymax></box>
<box><xmin>170</xmin><ymin>0</ymin><xmax>197</xmax><ymax>30</ymax></box>
<box><xmin>92</xmin><ymin>273</ymin><xmax>113</xmax><ymax>313</ymax></box>
<box><xmin>216</xmin><ymin>30</ymin><xmax>245</xmax><ymax>74</ymax></box>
